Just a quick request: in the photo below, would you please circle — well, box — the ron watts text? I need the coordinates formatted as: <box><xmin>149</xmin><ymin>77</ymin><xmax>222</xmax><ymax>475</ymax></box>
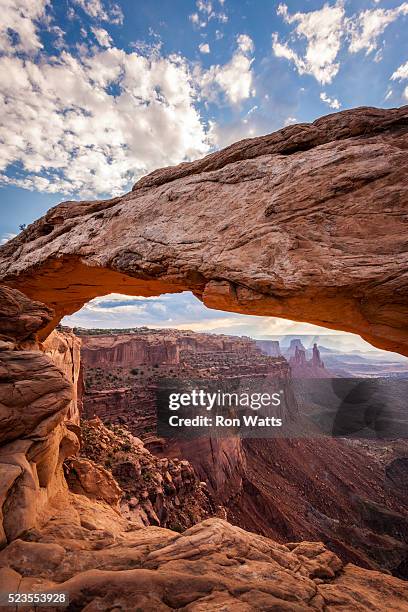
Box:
<box><xmin>168</xmin><ymin>415</ymin><xmax>282</xmax><ymax>427</ymax></box>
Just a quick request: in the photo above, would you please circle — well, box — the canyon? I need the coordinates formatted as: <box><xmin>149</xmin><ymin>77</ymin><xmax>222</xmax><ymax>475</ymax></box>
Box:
<box><xmin>1</xmin><ymin>106</ymin><xmax>408</xmax><ymax>610</ymax></box>
<box><xmin>77</xmin><ymin>327</ymin><xmax>408</xmax><ymax>579</ymax></box>
<box><xmin>1</xmin><ymin>288</ymin><xmax>408</xmax><ymax>610</ymax></box>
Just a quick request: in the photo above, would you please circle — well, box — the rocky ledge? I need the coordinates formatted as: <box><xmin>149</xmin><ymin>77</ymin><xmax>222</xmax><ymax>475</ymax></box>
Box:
<box><xmin>2</xmin><ymin>509</ymin><xmax>408</xmax><ymax>611</ymax></box>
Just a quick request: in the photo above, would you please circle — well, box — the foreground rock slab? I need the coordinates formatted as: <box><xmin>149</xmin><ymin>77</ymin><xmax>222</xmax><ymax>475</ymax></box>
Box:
<box><xmin>1</xmin><ymin>511</ymin><xmax>407</xmax><ymax>611</ymax></box>
<box><xmin>0</xmin><ymin>106</ymin><xmax>407</xmax><ymax>354</ymax></box>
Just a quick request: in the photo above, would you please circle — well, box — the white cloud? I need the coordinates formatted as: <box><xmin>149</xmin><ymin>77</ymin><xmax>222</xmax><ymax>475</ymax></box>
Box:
<box><xmin>348</xmin><ymin>4</ymin><xmax>408</xmax><ymax>54</ymax></box>
<box><xmin>91</xmin><ymin>26</ymin><xmax>113</xmax><ymax>48</ymax></box>
<box><xmin>284</xmin><ymin>116</ymin><xmax>297</xmax><ymax>126</ymax></box>
<box><xmin>272</xmin><ymin>2</ymin><xmax>345</xmax><ymax>84</ymax></box>
<box><xmin>0</xmin><ymin>232</ymin><xmax>17</xmax><ymax>245</ymax></box>
<box><xmin>72</xmin><ymin>0</ymin><xmax>123</xmax><ymax>24</ymax></box>
<box><xmin>390</xmin><ymin>59</ymin><xmax>408</xmax><ymax>101</ymax></box>
<box><xmin>189</xmin><ymin>0</ymin><xmax>228</xmax><ymax>27</ymax></box>
<box><xmin>0</xmin><ymin>43</ymin><xmax>210</xmax><ymax>196</ymax></box>
<box><xmin>320</xmin><ymin>91</ymin><xmax>341</xmax><ymax>109</ymax></box>
<box><xmin>199</xmin><ymin>34</ymin><xmax>255</xmax><ymax>104</ymax></box>
<box><xmin>237</xmin><ymin>33</ymin><xmax>254</xmax><ymax>54</ymax></box>
<box><xmin>272</xmin><ymin>1</ymin><xmax>408</xmax><ymax>84</ymax></box>
<box><xmin>0</xmin><ymin>0</ymin><xmax>49</xmax><ymax>54</ymax></box>
<box><xmin>391</xmin><ymin>60</ymin><xmax>408</xmax><ymax>80</ymax></box>
<box><xmin>197</xmin><ymin>0</ymin><xmax>212</xmax><ymax>15</ymax></box>
<box><xmin>199</xmin><ymin>42</ymin><xmax>210</xmax><ymax>54</ymax></box>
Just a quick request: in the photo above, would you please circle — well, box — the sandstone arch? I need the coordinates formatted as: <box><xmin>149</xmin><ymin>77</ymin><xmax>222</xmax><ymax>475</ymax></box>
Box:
<box><xmin>1</xmin><ymin>106</ymin><xmax>408</xmax><ymax>354</ymax></box>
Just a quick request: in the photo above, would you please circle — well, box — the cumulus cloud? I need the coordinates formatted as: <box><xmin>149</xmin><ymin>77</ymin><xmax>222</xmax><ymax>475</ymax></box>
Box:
<box><xmin>0</xmin><ymin>4</ymin><xmax>210</xmax><ymax>196</ymax></box>
<box><xmin>348</xmin><ymin>4</ymin><xmax>408</xmax><ymax>54</ymax></box>
<box><xmin>72</xmin><ymin>0</ymin><xmax>123</xmax><ymax>24</ymax></box>
<box><xmin>199</xmin><ymin>42</ymin><xmax>210</xmax><ymax>54</ymax></box>
<box><xmin>0</xmin><ymin>0</ymin><xmax>49</xmax><ymax>54</ymax></box>
<box><xmin>199</xmin><ymin>34</ymin><xmax>255</xmax><ymax>104</ymax></box>
<box><xmin>91</xmin><ymin>26</ymin><xmax>113</xmax><ymax>47</ymax></box>
<box><xmin>237</xmin><ymin>34</ymin><xmax>254</xmax><ymax>54</ymax></box>
<box><xmin>390</xmin><ymin>59</ymin><xmax>408</xmax><ymax>101</ymax></box>
<box><xmin>320</xmin><ymin>91</ymin><xmax>341</xmax><ymax>109</ymax></box>
<box><xmin>272</xmin><ymin>1</ymin><xmax>408</xmax><ymax>84</ymax></box>
<box><xmin>272</xmin><ymin>2</ymin><xmax>345</xmax><ymax>84</ymax></box>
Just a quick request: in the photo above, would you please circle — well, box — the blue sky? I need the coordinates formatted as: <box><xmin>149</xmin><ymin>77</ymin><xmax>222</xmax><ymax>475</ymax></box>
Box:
<box><xmin>1</xmin><ymin>0</ymin><xmax>408</xmax><ymax>342</ymax></box>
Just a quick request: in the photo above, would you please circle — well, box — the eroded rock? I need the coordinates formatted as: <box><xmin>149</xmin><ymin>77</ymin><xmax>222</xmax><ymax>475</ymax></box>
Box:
<box><xmin>0</xmin><ymin>107</ymin><xmax>407</xmax><ymax>354</ymax></box>
<box><xmin>69</xmin><ymin>417</ymin><xmax>216</xmax><ymax>530</ymax></box>
<box><xmin>1</xmin><ymin>515</ymin><xmax>407</xmax><ymax>611</ymax></box>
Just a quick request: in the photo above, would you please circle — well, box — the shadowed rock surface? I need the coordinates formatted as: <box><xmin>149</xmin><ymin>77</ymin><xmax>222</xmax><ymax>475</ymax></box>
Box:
<box><xmin>0</xmin><ymin>106</ymin><xmax>407</xmax><ymax>354</ymax></box>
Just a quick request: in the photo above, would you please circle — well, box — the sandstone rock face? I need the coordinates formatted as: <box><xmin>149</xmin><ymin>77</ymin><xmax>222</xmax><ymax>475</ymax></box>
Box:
<box><xmin>0</xmin><ymin>285</ymin><xmax>53</xmax><ymax>348</ymax></box>
<box><xmin>64</xmin><ymin>456</ymin><xmax>123</xmax><ymax>511</ymax></box>
<box><xmin>80</xmin><ymin>328</ymin><xmax>258</xmax><ymax>368</ymax></box>
<box><xmin>1</xmin><ymin>511</ymin><xmax>407</xmax><ymax>611</ymax></box>
<box><xmin>72</xmin><ymin>417</ymin><xmax>216</xmax><ymax>530</ymax></box>
<box><xmin>0</xmin><ymin>286</ymin><xmax>79</xmax><ymax>546</ymax></box>
<box><xmin>43</xmin><ymin>328</ymin><xmax>82</xmax><ymax>423</ymax></box>
<box><xmin>0</xmin><ymin>107</ymin><xmax>407</xmax><ymax>354</ymax></box>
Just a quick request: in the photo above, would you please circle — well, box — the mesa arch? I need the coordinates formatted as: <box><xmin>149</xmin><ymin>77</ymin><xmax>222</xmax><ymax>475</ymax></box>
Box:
<box><xmin>0</xmin><ymin>105</ymin><xmax>408</xmax><ymax>354</ymax></box>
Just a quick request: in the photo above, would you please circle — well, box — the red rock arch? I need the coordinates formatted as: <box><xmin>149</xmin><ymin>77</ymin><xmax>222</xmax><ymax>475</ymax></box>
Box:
<box><xmin>1</xmin><ymin>106</ymin><xmax>408</xmax><ymax>353</ymax></box>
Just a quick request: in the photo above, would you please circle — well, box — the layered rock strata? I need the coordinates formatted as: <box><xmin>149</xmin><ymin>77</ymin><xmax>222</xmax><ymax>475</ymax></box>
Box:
<box><xmin>0</xmin><ymin>287</ymin><xmax>78</xmax><ymax>546</ymax></box>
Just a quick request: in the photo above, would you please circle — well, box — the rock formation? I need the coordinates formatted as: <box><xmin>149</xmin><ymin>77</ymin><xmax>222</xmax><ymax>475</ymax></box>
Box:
<box><xmin>78</xmin><ymin>329</ymin><xmax>408</xmax><ymax>577</ymax></box>
<box><xmin>0</xmin><ymin>287</ymin><xmax>79</xmax><ymax>546</ymax></box>
<box><xmin>43</xmin><ymin>328</ymin><xmax>82</xmax><ymax>423</ymax></box>
<box><xmin>2</xmin><ymin>514</ymin><xmax>408</xmax><ymax>611</ymax></box>
<box><xmin>0</xmin><ymin>107</ymin><xmax>407</xmax><ymax>355</ymax></box>
<box><xmin>283</xmin><ymin>339</ymin><xmax>329</xmax><ymax>377</ymax></box>
<box><xmin>80</xmin><ymin>328</ymin><xmax>291</xmax><ymax>439</ymax></box>
<box><xmin>69</xmin><ymin>416</ymin><xmax>216</xmax><ymax>530</ymax></box>
<box><xmin>256</xmin><ymin>339</ymin><xmax>282</xmax><ymax>357</ymax></box>
<box><xmin>79</xmin><ymin>328</ymin><xmax>259</xmax><ymax>368</ymax></box>
<box><xmin>312</xmin><ymin>343</ymin><xmax>324</xmax><ymax>369</ymax></box>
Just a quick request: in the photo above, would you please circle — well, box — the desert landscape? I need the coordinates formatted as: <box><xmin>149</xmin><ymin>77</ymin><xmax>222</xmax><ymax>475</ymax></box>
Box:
<box><xmin>0</xmin><ymin>104</ymin><xmax>408</xmax><ymax>610</ymax></box>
